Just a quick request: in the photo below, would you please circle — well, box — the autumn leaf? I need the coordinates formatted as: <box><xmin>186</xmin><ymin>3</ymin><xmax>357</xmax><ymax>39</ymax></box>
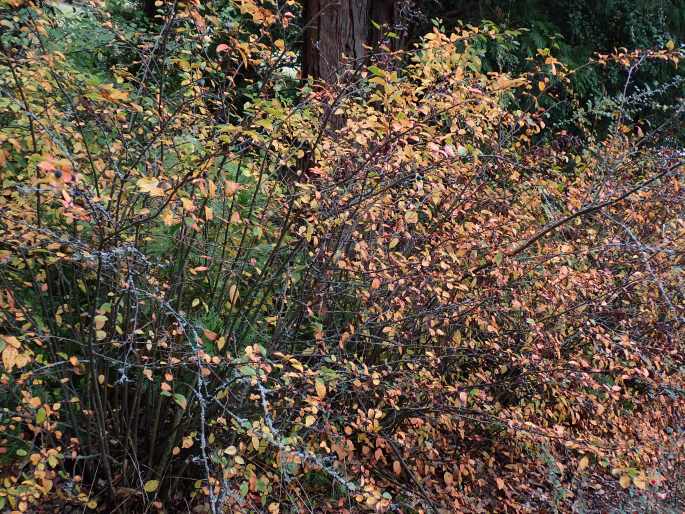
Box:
<box><xmin>143</xmin><ymin>480</ymin><xmax>159</xmax><ymax>493</ymax></box>
<box><xmin>2</xmin><ymin>345</ymin><xmax>18</xmax><ymax>372</ymax></box>
<box><xmin>38</xmin><ymin>160</ymin><xmax>56</xmax><ymax>173</ymax></box>
<box><xmin>315</xmin><ymin>379</ymin><xmax>326</xmax><ymax>399</ymax></box>
<box><xmin>137</xmin><ymin>177</ymin><xmax>163</xmax><ymax>196</ymax></box>
<box><xmin>633</xmin><ymin>474</ymin><xmax>648</xmax><ymax>490</ymax></box>
<box><xmin>225</xmin><ymin>181</ymin><xmax>242</xmax><ymax>196</ymax></box>
<box><xmin>94</xmin><ymin>315</ymin><xmax>107</xmax><ymax>330</ymax></box>
<box><xmin>404</xmin><ymin>210</ymin><xmax>418</xmax><ymax>224</ymax></box>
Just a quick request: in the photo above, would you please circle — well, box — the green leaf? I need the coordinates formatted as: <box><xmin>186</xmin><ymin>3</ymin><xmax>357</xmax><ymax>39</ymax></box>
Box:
<box><xmin>173</xmin><ymin>393</ymin><xmax>188</xmax><ymax>410</ymax></box>
<box><xmin>368</xmin><ymin>65</ymin><xmax>385</xmax><ymax>77</ymax></box>
<box><xmin>239</xmin><ymin>365</ymin><xmax>257</xmax><ymax>378</ymax></box>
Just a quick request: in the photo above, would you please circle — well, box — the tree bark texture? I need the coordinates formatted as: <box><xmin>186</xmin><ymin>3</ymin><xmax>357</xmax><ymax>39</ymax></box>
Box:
<box><xmin>303</xmin><ymin>0</ymin><xmax>398</xmax><ymax>82</ymax></box>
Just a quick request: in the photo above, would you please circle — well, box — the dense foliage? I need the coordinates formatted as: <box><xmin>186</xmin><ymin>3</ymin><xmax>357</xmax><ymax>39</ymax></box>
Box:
<box><xmin>1</xmin><ymin>1</ymin><xmax>684</xmax><ymax>513</ymax></box>
<box><xmin>416</xmin><ymin>0</ymin><xmax>685</xmax><ymax>136</ymax></box>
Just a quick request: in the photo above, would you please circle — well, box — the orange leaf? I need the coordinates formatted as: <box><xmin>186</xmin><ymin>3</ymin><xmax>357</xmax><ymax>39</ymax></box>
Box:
<box><xmin>315</xmin><ymin>380</ymin><xmax>327</xmax><ymax>399</ymax></box>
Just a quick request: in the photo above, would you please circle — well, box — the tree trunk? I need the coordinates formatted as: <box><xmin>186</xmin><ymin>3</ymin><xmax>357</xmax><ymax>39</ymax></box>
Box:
<box><xmin>142</xmin><ymin>0</ymin><xmax>157</xmax><ymax>20</ymax></box>
<box><xmin>369</xmin><ymin>0</ymin><xmax>400</xmax><ymax>50</ymax></box>
<box><xmin>303</xmin><ymin>0</ymin><xmax>398</xmax><ymax>82</ymax></box>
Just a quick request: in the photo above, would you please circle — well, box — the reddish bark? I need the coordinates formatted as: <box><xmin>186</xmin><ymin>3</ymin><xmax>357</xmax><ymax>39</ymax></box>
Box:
<box><xmin>303</xmin><ymin>0</ymin><xmax>398</xmax><ymax>81</ymax></box>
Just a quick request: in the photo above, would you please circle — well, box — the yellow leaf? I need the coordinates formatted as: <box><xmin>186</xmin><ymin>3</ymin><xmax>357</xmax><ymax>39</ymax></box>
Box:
<box><xmin>228</xmin><ymin>284</ymin><xmax>239</xmax><ymax>305</ymax></box>
<box><xmin>224</xmin><ymin>446</ymin><xmax>237</xmax><ymax>456</ymax></box>
<box><xmin>492</xmin><ymin>76</ymin><xmax>526</xmax><ymax>91</ymax></box>
<box><xmin>305</xmin><ymin>415</ymin><xmax>316</xmax><ymax>427</ymax></box>
<box><xmin>538</xmin><ymin>80</ymin><xmax>546</xmax><ymax>91</ymax></box>
<box><xmin>404</xmin><ymin>210</ymin><xmax>418</xmax><ymax>224</ymax></box>
<box><xmin>100</xmin><ymin>85</ymin><xmax>129</xmax><ymax>102</ymax></box>
<box><xmin>94</xmin><ymin>315</ymin><xmax>107</xmax><ymax>330</ymax></box>
<box><xmin>666</xmin><ymin>39</ymin><xmax>675</xmax><ymax>50</ymax></box>
<box><xmin>633</xmin><ymin>474</ymin><xmax>647</xmax><ymax>490</ymax></box>
<box><xmin>578</xmin><ymin>456</ymin><xmax>589</xmax><ymax>471</ymax></box>
<box><xmin>315</xmin><ymin>380</ymin><xmax>327</xmax><ymax>399</ymax></box>
<box><xmin>1</xmin><ymin>335</ymin><xmax>20</xmax><ymax>348</ymax></box>
<box><xmin>619</xmin><ymin>474</ymin><xmax>631</xmax><ymax>488</ymax></box>
<box><xmin>143</xmin><ymin>480</ymin><xmax>159</xmax><ymax>493</ymax></box>
<box><xmin>181</xmin><ymin>198</ymin><xmax>195</xmax><ymax>212</ymax></box>
<box><xmin>2</xmin><ymin>346</ymin><xmax>18</xmax><ymax>371</ymax></box>
<box><xmin>41</xmin><ymin>479</ymin><xmax>53</xmax><ymax>493</ymax></box>
<box><xmin>137</xmin><ymin>177</ymin><xmax>159</xmax><ymax>193</ymax></box>
<box><xmin>217</xmin><ymin>337</ymin><xmax>226</xmax><ymax>351</ymax></box>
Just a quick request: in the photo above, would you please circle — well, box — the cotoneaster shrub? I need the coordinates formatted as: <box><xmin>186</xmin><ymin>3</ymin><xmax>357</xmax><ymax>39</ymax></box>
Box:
<box><xmin>0</xmin><ymin>1</ymin><xmax>684</xmax><ymax>512</ymax></box>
